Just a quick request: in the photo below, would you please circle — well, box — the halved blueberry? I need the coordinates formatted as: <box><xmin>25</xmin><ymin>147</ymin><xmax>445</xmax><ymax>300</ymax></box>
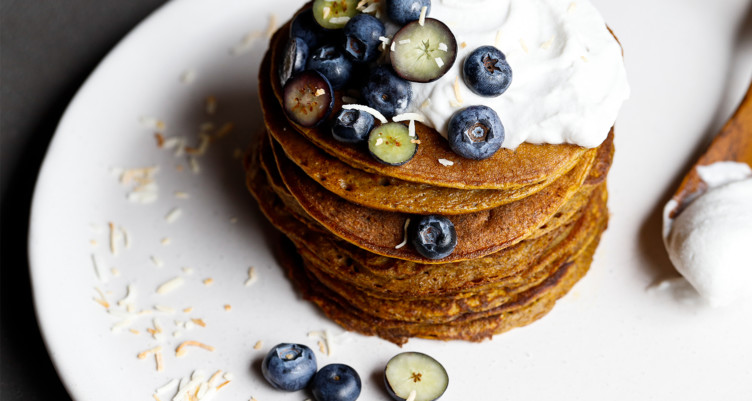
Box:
<box><xmin>279</xmin><ymin>37</ymin><xmax>310</xmax><ymax>86</ymax></box>
<box><xmin>291</xmin><ymin>8</ymin><xmax>333</xmax><ymax>49</ymax></box>
<box><xmin>386</xmin><ymin>0</ymin><xmax>431</xmax><ymax>25</ymax></box>
<box><xmin>283</xmin><ymin>70</ymin><xmax>335</xmax><ymax>127</ymax></box>
<box><xmin>447</xmin><ymin>106</ymin><xmax>504</xmax><ymax>160</ymax></box>
<box><xmin>343</xmin><ymin>14</ymin><xmax>386</xmax><ymax>63</ymax></box>
<box><xmin>409</xmin><ymin>215</ymin><xmax>456</xmax><ymax>259</ymax></box>
<box><xmin>308</xmin><ymin>45</ymin><xmax>353</xmax><ymax>90</ymax></box>
<box><xmin>463</xmin><ymin>46</ymin><xmax>512</xmax><ymax>97</ymax></box>
<box><xmin>332</xmin><ymin>109</ymin><xmax>375</xmax><ymax>143</ymax></box>
<box><xmin>363</xmin><ymin>66</ymin><xmax>412</xmax><ymax>118</ymax></box>
<box><xmin>311</xmin><ymin>364</ymin><xmax>362</xmax><ymax>401</ymax></box>
<box><xmin>384</xmin><ymin>352</ymin><xmax>448</xmax><ymax>401</ymax></box>
<box><xmin>313</xmin><ymin>0</ymin><xmax>360</xmax><ymax>30</ymax></box>
<box><xmin>261</xmin><ymin>343</ymin><xmax>317</xmax><ymax>391</ymax></box>
<box><xmin>368</xmin><ymin>122</ymin><xmax>417</xmax><ymax>166</ymax></box>
<box><xmin>390</xmin><ymin>18</ymin><xmax>457</xmax><ymax>83</ymax></box>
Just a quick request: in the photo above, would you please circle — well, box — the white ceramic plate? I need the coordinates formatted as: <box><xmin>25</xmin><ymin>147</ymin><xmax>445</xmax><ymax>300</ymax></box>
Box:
<box><xmin>29</xmin><ymin>0</ymin><xmax>752</xmax><ymax>400</ymax></box>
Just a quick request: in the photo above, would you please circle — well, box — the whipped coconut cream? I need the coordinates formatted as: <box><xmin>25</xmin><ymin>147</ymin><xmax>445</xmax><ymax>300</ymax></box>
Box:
<box><xmin>662</xmin><ymin>162</ymin><xmax>752</xmax><ymax>307</ymax></box>
<box><xmin>402</xmin><ymin>0</ymin><xmax>630</xmax><ymax>149</ymax></box>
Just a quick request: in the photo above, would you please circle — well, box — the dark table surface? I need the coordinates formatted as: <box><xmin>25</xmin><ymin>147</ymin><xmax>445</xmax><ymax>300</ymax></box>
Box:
<box><xmin>1</xmin><ymin>1</ymin><xmax>168</xmax><ymax>399</ymax></box>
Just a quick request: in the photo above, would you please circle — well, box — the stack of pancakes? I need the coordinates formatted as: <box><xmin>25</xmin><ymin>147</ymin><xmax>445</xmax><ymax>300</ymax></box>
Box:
<box><xmin>245</xmin><ymin>21</ymin><xmax>614</xmax><ymax>345</ymax></box>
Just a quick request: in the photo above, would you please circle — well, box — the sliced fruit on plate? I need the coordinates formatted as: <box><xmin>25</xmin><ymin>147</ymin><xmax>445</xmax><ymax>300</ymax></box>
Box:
<box><xmin>385</xmin><ymin>352</ymin><xmax>449</xmax><ymax>401</ymax></box>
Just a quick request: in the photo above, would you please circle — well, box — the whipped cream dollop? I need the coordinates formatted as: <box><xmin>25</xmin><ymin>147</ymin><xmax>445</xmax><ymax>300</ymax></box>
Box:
<box><xmin>662</xmin><ymin>162</ymin><xmax>752</xmax><ymax>307</ymax></box>
<box><xmin>404</xmin><ymin>0</ymin><xmax>630</xmax><ymax>149</ymax></box>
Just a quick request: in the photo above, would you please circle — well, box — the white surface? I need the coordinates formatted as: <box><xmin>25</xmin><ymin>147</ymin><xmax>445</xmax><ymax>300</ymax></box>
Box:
<box><xmin>28</xmin><ymin>0</ymin><xmax>752</xmax><ymax>400</ymax></box>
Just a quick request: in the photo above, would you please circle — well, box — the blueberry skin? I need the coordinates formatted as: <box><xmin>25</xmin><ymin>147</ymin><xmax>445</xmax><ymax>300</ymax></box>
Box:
<box><xmin>343</xmin><ymin>14</ymin><xmax>386</xmax><ymax>63</ymax></box>
<box><xmin>463</xmin><ymin>46</ymin><xmax>512</xmax><ymax>97</ymax></box>
<box><xmin>308</xmin><ymin>45</ymin><xmax>353</xmax><ymax>90</ymax></box>
<box><xmin>311</xmin><ymin>364</ymin><xmax>362</xmax><ymax>401</ymax></box>
<box><xmin>261</xmin><ymin>343</ymin><xmax>317</xmax><ymax>391</ymax></box>
<box><xmin>279</xmin><ymin>37</ymin><xmax>310</xmax><ymax>86</ymax></box>
<box><xmin>409</xmin><ymin>215</ymin><xmax>457</xmax><ymax>260</ymax></box>
<box><xmin>332</xmin><ymin>109</ymin><xmax>375</xmax><ymax>143</ymax></box>
<box><xmin>448</xmin><ymin>106</ymin><xmax>505</xmax><ymax>160</ymax></box>
<box><xmin>387</xmin><ymin>0</ymin><xmax>431</xmax><ymax>25</ymax></box>
<box><xmin>363</xmin><ymin>66</ymin><xmax>413</xmax><ymax>118</ymax></box>
<box><xmin>291</xmin><ymin>8</ymin><xmax>333</xmax><ymax>49</ymax></box>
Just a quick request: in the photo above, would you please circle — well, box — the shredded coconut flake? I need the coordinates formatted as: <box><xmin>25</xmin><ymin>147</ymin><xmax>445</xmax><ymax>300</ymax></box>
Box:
<box><xmin>375</xmin><ymin>138</ymin><xmax>384</xmax><ymax>146</ymax></box>
<box><xmin>189</xmin><ymin>157</ymin><xmax>200</xmax><ymax>174</ymax></box>
<box><xmin>91</xmin><ymin>254</ymin><xmax>108</xmax><ymax>283</ymax></box>
<box><xmin>438</xmin><ymin>42</ymin><xmax>448</xmax><ymax>52</ymax></box>
<box><xmin>419</xmin><ymin>6</ymin><xmax>428</xmax><ymax>26</ymax></box>
<box><xmin>399</xmin><ymin>39</ymin><xmax>411</xmax><ymax>45</ymax></box>
<box><xmin>409</xmin><ymin>119</ymin><xmax>416</xmax><ymax>138</ymax></box>
<box><xmin>406</xmin><ymin>390</ymin><xmax>417</xmax><ymax>401</ymax></box>
<box><xmin>151</xmin><ymin>255</ymin><xmax>164</xmax><ymax>267</ymax></box>
<box><xmin>245</xmin><ymin>267</ymin><xmax>258</xmax><ymax>286</ymax></box>
<box><xmin>253</xmin><ymin>340</ymin><xmax>263</xmax><ymax>350</ymax></box>
<box><xmin>520</xmin><ymin>38</ymin><xmax>529</xmax><ymax>53</ymax></box>
<box><xmin>156</xmin><ymin>277</ymin><xmax>184</xmax><ymax>294</ymax></box>
<box><xmin>453</xmin><ymin>77</ymin><xmax>464</xmax><ymax>105</ymax></box>
<box><xmin>165</xmin><ymin>208</ymin><xmax>182</xmax><ymax>223</ymax></box>
<box><xmin>438</xmin><ymin>158</ymin><xmax>455</xmax><ymax>166</ymax></box>
<box><xmin>393</xmin><ymin>113</ymin><xmax>427</xmax><ymax>123</ymax></box>
<box><xmin>495</xmin><ymin>30</ymin><xmax>503</xmax><ymax>48</ymax></box>
<box><xmin>175</xmin><ymin>341</ymin><xmax>215</xmax><ymax>357</ymax></box>
<box><xmin>329</xmin><ymin>16</ymin><xmax>351</xmax><ymax>24</ymax></box>
<box><xmin>342</xmin><ymin>104</ymin><xmax>388</xmax><ymax>124</ymax></box>
<box><xmin>315</xmin><ymin>89</ymin><xmax>326</xmax><ymax>97</ymax></box>
<box><xmin>390</xmin><ymin>41</ymin><xmax>396</xmax><ymax>52</ymax></box>
<box><xmin>540</xmin><ymin>35</ymin><xmax>555</xmax><ymax>50</ymax></box>
<box><xmin>434</xmin><ymin>57</ymin><xmax>445</xmax><ymax>68</ymax></box>
<box><xmin>395</xmin><ymin>218</ymin><xmax>410</xmax><ymax>249</ymax></box>
<box><xmin>161</xmin><ymin>237</ymin><xmax>171</xmax><ymax>246</ymax></box>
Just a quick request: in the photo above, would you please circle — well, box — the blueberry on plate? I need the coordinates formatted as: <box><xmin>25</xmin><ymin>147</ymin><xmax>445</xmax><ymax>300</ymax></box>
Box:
<box><xmin>368</xmin><ymin>122</ymin><xmax>418</xmax><ymax>166</ymax></box>
<box><xmin>311</xmin><ymin>364</ymin><xmax>362</xmax><ymax>401</ymax></box>
<box><xmin>386</xmin><ymin>0</ymin><xmax>431</xmax><ymax>25</ymax></box>
<box><xmin>384</xmin><ymin>352</ymin><xmax>448</xmax><ymax>401</ymax></box>
<box><xmin>332</xmin><ymin>109</ymin><xmax>375</xmax><ymax>143</ymax></box>
<box><xmin>447</xmin><ymin>105</ymin><xmax>504</xmax><ymax>160</ymax></box>
<box><xmin>390</xmin><ymin>18</ymin><xmax>457</xmax><ymax>83</ymax></box>
<box><xmin>283</xmin><ymin>70</ymin><xmax>335</xmax><ymax>127</ymax></box>
<box><xmin>343</xmin><ymin>14</ymin><xmax>386</xmax><ymax>63</ymax></box>
<box><xmin>363</xmin><ymin>66</ymin><xmax>413</xmax><ymax>118</ymax></box>
<box><xmin>313</xmin><ymin>0</ymin><xmax>360</xmax><ymax>30</ymax></box>
<box><xmin>279</xmin><ymin>37</ymin><xmax>310</xmax><ymax>86</ymax></box>
<box><xmin>261</xmin><ymin>343</ymin><xmax>317</xmax><ymax>391</ymax></box>
<box><xmin>409</xmin><ymin>215</ymin><xmax>456</xmax><ymax>259</ymax></box>
<box><xmin>308</xmin><ymin>45</ymin><xmax>353</xmax><ymax>90</ymax></box>
<box><xmin>291</xmin><ymin>8</ymin><xmax>333</xmax><ymax>49</ymax></box>
<box><xmin>463</xmin><ymin>46</ymin><xmax>512</xmax><ymax>97</ymax></box>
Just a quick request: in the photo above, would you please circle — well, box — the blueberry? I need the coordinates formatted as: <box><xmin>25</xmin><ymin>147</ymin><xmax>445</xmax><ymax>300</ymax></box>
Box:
<box><xmin>261</xmin><ymin>343</ymin><xmax>317</xmax><ymax>391</ymax></box>
<box><xmin>291</xmin><ymin>8</ymin><xmax>333</xmax><ymax>49</ymax></box>
<box><xmin>308</xmin><ymin>45</ymin><xmax>353</xmax><ymax>90</ymax></box>
<box><xmin>313</xmin><ymin>0</ymin><xmax>360</xmax><ymax>30</ymax></box>
<box><xmin>283</xmin><ymin>70</ymin><xmax>335</xmax><ymax>127</ymax></box>
<box><xmin>343</xmin><ymin>14</ymin><xmax>386</xmax><ymax>63</ymax></box>
<box><xmin>332</xmin><ymin>109</ymin><xmax>375</xmax><ymax>143</ymax></box>
<box><xmin>447</xmin><ymin>106</ymin><xmax>505</xmax><ymax>160</ymax></box>
<box><xmin>409</xmin><ymin>215</ymin><xmax>456</xmax><ymax>260</ymax></box>
<box><xmin>362</xmin><ymin>66</ymin><xmax>412</xmax><ymax>118</ymax></box>
<box><xmin>387</xmin><ymin>0</ymin><xmax>431</xmax><ymax>25</ymax></box>
<box><xmin>279</xmin><ymin>37</ymin><xmax>310</xmax><ymax>86</ymax></box>
<box><xmin>462</xmin><ymin>46</ymin><xmax>512</xmax><ymax>97</ymax></box>
<box><xmin>384</xmin><ymin>352</ymin><xmax>448</xmax><ymax>401</ymax></box>
<box><xmin>390</xmin><ymin>18</ymin><xmax>457</xmax><ymax>83</ymax></box>
<box><xmin>311</xmin><ymin>364</ymin><xmax>362</xmax><ymax>401</ymax></box>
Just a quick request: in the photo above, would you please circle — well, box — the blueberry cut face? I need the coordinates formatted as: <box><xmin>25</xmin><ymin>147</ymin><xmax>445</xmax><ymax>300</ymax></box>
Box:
<box><xmin>261</xmin><ymin>343</ymin><xmax>318</xmax><ymax>391</ymax></box>
<box><xmin>448</xmin><ymin>105</ymin><xmax>505</xmax><ymax>160</ymax></box>
<box><xmin>311</xmin><ymin>364</ymin><xmax>362</xmax><ymax>401</ymax></box>
<box><xmin>384</xmin><ymin>352</ymin><xmax>449</xmax><ymax>401</ymax></box>
<box><xmin>387</xmin><ymin>0</ymin><xmax>431</xmax><ymax>25</ymax></box>
<box><xmin>390</xmin><ymin>18</ymin><xmax>457</xmax><ymax>83</ymax></box>
<box><xmin>463</xmin><ymin>46</ymin><xmax>512</xmax><ymax>97</ymax></box>
<box><xmin>279</xmin><ymin>37</ymin><xmax>310</xmax><ymax>86</ymax></box>
<box><xmin>409</xmin><ymin>215</ymin><xmax>457</xmax><ymax>260</ymax></box>
<box><xmin>343</xmin><ymin>14</ymin><xmax>386</xmax><ymax>63</ymax></box>
<box><xmin>308</xmin><ymin>45</ymin><xmax>353</xmax><ymax>90</ymax></box>
<box><xmin>283</xmin><ymin>70</ymin><xmax>335</xmax><ymax>127</ymax></box>
<box><xmin>332</xmin><ymin>109</ymin><xmax>375</xmax><ymax>143</ymax></box>
<box><xmin>313</xmin><ymin>0</ymin><xmax>360</xmax><ymax>30</ymax></box>
<box><xmin>363</xmin><ymin>66</ymin><xmax>413</xmax><ymax>118</ymax></box>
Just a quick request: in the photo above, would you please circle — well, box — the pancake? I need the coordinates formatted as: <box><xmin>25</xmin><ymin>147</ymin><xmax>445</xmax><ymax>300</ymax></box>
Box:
<box><xmin>270</xmin><ymin>133</ymin><xmax>598</xmax><ymax>263</ymax></box>
<box><xmin>268</xmin><ymin>114</ymin><xmax>559</xmax><ymax>214</ymax></box>
<box><xmin>261</xmin><ymin>24</ymin><xmax>591</xmax><ymax>190</ymax></box>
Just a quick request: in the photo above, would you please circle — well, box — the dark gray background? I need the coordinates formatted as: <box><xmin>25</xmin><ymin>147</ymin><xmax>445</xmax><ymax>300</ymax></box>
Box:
<box><xmin>1</xmin><ymin>1</ymin><xmax>167</xmax><ymax>399</ymax></box>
